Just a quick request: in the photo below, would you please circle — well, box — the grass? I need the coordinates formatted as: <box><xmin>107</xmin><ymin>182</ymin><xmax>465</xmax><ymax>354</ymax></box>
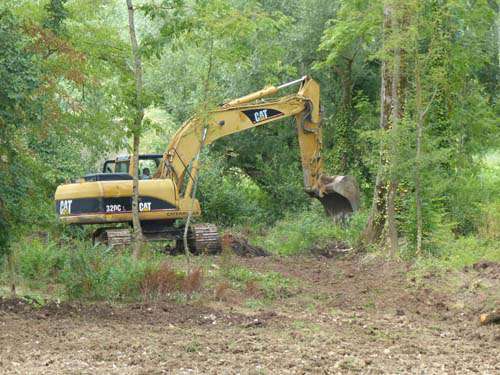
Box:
<box><xmin>249</xmin><ymin>203</ymin><xmax>367</xmax><ymax>255</ymax></box>
<box><xmin>0</xmin><ymin>237</ymin><xmax>296</xmax><ymax>305</ymax></box>
<box><xmin>224</xmin><ymin>265</ymin><xmax>295</xmax><ymax>300</ymax></box>
<box><xmin>413</xmin><ymin>235</ymin><xmax>500</xmax><ymax>272</ymax></box>
<box><xmin>1</xmin><ymin>239</ymin><xmax>183</xmax><ymax>301</ymax></box>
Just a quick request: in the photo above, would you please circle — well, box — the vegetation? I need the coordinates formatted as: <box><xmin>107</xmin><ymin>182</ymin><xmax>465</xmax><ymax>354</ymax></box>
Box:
<box><xmin>0</xmin><ymin>0</ymin><xmax>498</xmax><ymax>300</ymax></box>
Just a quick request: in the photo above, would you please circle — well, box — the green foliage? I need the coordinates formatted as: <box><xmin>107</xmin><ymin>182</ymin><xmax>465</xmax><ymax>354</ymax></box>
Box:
<box><xmin>16</xmin><ymin>239</ymin><xmax>68</xmax><ymax>286</ymax></box>
<box><xmin>252</xmin><ymin>203</ymin><xmax>367</xmax><ymax>255</ymax></box>
<box><xmin>198</xmin><ymin>156</ymin><xmax>274</xmax><ymax>226</ymax></box>
<box><xmin>413</xmin><ymin>236</ymin><xmax>500</xmax><ymax>272</ymax></box>
<box><xmin>43</xmin><ymin>0</ymin><xmax>69</xmax><ymax>34</ymax></box>
<box><xmin>8</xmin><ymin>239</ymin><xmax>167</xmax><ymax>301</ymax></box>
<box><xmin>0</xmin><ymin>0</ymin><xmax>498</xmax><ymax>262</ymax></box>
<box><xmin>59</xmin><ymin>245</ymin><xmax>164</xmax><ymax>301</ymax></box>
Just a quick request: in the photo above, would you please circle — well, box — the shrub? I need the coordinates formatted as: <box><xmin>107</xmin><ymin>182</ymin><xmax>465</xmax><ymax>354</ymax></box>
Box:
<box><xmin>413</xmin><ymin>235</ymin><xmax>500</xmax><ymax>272</ymax></box>
<box><xmin>197</xmin><ymin>157</ymin><xmax>276</xmax><ymax>226</ymax></box>
<box><xmin>16</xmin><ymin>239</ymin><xmax>68</xmax><ymax>287</ymax></box>
<box><xmin>140</xmin><ymin>261</ymin><xmax>185</xmax><ymax>300</ymax></box>
<box><xmin>183</xmin><ymin>267</ymin><xmax>203</xmax><ymax>296</ymax></box>
<box><xmin>59</xmin><ymin>245</ymin><xmax>166</xmax><ymax>301</ymax></box>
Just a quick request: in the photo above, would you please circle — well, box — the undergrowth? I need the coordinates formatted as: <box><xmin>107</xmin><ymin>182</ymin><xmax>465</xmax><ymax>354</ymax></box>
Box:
<box><xmin>249</xmin><ymin>203</ymin><xmax>367</xmax><ymax>255</ymax></box>
<box><xmin>224</xmin><ymin>265</ymin><xmax>295</xmax><ymax>300</ymax></box>
<box><xmin>412</xmin><ymin>236</ymin><xmax>500</xmax><ymax>272</ymax></box>
<box><xmin>0</xmin><ymin>239</ymin><xmax>205</xmax><ymax>301</ymax></box>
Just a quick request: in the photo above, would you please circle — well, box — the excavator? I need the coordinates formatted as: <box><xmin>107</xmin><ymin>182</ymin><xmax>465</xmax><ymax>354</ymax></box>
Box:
<box><xmin>55</xmin><ymin>76</ymin><xmax>360</xmax><ymax>252</ymax></box>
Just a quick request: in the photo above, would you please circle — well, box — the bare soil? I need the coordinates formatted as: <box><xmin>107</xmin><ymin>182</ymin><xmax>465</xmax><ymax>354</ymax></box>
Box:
<box><xmin>1</xmin><ymin>254</ymin><xmax>499</xmax><ymax>374</ymax></box>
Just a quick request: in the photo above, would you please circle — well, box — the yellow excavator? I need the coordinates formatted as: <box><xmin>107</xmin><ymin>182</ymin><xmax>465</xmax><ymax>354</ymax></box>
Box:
<box><xmin>55</xmin><ymin>76</ymin><xmax>359</xmax><ymax>252</ymax></box>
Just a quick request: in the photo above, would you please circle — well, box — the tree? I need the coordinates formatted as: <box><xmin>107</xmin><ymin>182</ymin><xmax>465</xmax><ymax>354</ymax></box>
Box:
<box><xmin>315</xmin><ymin>0</ymin><xmax>380</xmax><ymax>176</ymax></box>
<box><xmin>126</xmin><ymin>0</ymin><xmax>145</xmax><ymax>258</ymax></box>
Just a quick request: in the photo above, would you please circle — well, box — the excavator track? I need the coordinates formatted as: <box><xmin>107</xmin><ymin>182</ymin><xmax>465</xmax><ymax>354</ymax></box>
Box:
<box><xmin>92</xmin><ymin>228</ymin><xmax>132</xmax><ymax>247</ymax></box>
<box><xmin>182</xmin><ymin>223</ymin><xmax>222</xmax><ymax>255</ymax></box>
<box><xmin>92</xmin><ymin>223</ymin><xmax>222</xmax><ymax>254</ymax></box>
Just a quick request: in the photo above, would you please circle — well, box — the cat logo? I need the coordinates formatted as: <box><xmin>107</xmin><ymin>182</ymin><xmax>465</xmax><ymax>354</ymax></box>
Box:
<box><xmin>242</xmin><ymin>108</ymin><xmax>284</xmax><ymax>124</ymax></box>
<box><xmin>139</xmin><ymin>202</ymin><xmax>152</xmax><ymax>212</ymax></box>
<box><xmin>59</xmin><ymin>200</ymin><xmax>73</xmax><ymax>216</ymax></box>
<box><xmin>253</xmin><ymin>109</ymin><xmax>268</xmax><ymax>123</ymax></box>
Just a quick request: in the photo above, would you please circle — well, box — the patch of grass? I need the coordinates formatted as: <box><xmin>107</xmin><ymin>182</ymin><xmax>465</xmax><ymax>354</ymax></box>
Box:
<box><xmin>250</xmin><ymin>204</ymin><xmax>367</xmax><ymax>255</ymax></box>
<box><xmin>2</xmin><ymin>238</ymin><xmax>206</xmax><ymax>302</ymax></box>
<box><xmin>224</xmin><ymin>266</ymin><xmax>295</xmax><ymax>300</ymax></box>
<box><xmin>244</xmin><ymin>298</ymin><xmax>265</xmax><ymax>309</ymax></box>
<box><xmin>414</xmin><ymin>235</ymin><xmax>500</xmax><ymax>272</ymax></box>
<box><xmin>184</xmin><ymin>340</ymin><xmax>201</xmax><ymax>353</ymax></box>
<box><xmin>58</xmin><ymin>245</ymin><xmax>166</xmax><ymax>301</ymax></box>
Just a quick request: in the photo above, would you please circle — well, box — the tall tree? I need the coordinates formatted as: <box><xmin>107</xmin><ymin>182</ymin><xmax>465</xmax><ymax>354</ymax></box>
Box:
<box><xmin>126</xmin><ymin>0</ymin><xmax>144</xmax><ymax>258</ymax></box>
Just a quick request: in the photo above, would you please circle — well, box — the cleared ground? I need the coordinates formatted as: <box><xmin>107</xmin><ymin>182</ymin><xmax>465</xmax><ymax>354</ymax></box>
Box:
<box><xmin>1</xmin><ymin>253</ymin><xmax>499</xmax><ymax>374</ymax></box>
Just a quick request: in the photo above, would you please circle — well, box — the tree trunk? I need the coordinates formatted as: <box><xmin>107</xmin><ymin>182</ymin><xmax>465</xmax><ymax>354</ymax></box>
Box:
<box><xmin>361</xmin><ymin>5</ymin><xmax>392</xmax><ymax>247</ymax></box>
<box><xmin>361</xmin><ymin>3</ymin><xmax>404</xmax><ymax>255</ymax></box>
<box><xmin>386</xmin><ymin>7</ymin><xmax>401</xmax><ymax>256</ymax></box>
<box><xmin>415</xmin><ymin>62</ymin><xmax>423</xmax><ymax>255</ymax></box>
<box><xmin>126</xmin><ymin>0</ymin><xmax>144</xmax><ymax>258</ymax></box>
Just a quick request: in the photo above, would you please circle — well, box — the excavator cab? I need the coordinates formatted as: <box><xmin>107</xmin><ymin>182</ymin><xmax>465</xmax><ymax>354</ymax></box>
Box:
<box><xmin>99</xmin><ymin>154</ymin><xmax>163</xmax><ymax>178</ymax></box>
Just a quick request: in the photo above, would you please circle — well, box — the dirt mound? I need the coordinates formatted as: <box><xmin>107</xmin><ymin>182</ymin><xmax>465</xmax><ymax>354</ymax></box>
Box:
<box><xmin>0</xmin><ymin>296</ymin><xmax>280</xmax><ymax>328</ymax></box>
<box><xmin>222</xmin><ymin>233</ymin><xmax>269</xmax><ymax>257</ymax></box>
<box><xmin>470</xmin><ymin>260</ymin><xmax>500</xmax><ymax>279</ymax></box>
<box><xmin>308</xmin><ymin>240</ymin><xmax>353</xmax><ymax>258</ymax></box>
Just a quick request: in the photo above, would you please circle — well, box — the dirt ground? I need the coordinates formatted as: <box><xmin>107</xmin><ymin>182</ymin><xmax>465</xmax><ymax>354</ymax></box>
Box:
<box><xmin>1</xmin><ymin>253</ymin><xmax>499</xmax><ymax>374</ymax></box>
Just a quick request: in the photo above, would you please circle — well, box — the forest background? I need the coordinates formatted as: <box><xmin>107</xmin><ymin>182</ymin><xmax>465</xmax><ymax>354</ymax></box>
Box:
<box><xmin>0</xmin><ymin>0</ymin><xmax>498</xmax><ymax>295</ymax></box>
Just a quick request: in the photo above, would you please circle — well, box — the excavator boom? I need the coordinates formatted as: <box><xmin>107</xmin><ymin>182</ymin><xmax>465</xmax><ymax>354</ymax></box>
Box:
<box><xmin>158</xmin><ymin>76</ymin><xmax>359</xmax><ymax>216</ymax></box>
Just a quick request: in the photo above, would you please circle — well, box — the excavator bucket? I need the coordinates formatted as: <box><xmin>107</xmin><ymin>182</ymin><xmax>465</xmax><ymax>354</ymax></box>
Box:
<box><xmin>317</xmin><ymin>175</ymin><xmax>360</xmax><ymax>220</ymax></box>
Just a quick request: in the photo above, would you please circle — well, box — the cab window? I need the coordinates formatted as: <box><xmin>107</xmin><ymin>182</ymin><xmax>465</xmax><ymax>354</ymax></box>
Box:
<box><xmin>115</xmin><ymin>161</ymin><xmax>130</xmax><ymax>174</ymax></box>
<box><xmin>139</xmin><ymin>159</ymin><xmax>159</xmax><ymax>180</ymax></box>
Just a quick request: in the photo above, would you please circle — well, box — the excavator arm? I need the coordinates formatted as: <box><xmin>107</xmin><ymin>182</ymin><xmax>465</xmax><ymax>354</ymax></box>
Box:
<box><xmin>157</xmin><ymin>76</ymin><xmax>359</xmax><ymax>217</ymax></box>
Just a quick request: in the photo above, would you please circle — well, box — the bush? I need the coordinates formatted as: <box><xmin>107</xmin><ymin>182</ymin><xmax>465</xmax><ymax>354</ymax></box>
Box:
<box><xmin>198</xmin><ymin>157</ymin><xmax>274</xmax><ymax>226</ymax></box>
<box><xmin>5</xmin><ymin>237</ymin><xmax>209</xmax><ymax>301</ymax></box>
<box><xmin>16</xmin><ymin>239</ymin><xmax>68</xmax><ymax>287</ymax></box>
<box><xmin>58</xmin><ymin>245</ymin><xmax>165</xmax><ymax>301</ymax></box>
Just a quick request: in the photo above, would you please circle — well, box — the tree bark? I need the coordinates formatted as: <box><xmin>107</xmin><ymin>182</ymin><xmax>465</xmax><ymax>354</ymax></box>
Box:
<box><xmin>126</xmin><ymin>0</ymin><xmax>144</xmax><ymax>258</ymax></box>
<box><xmin>415</xmin><ymin>61</ymin><xmax>423</xmax><ymax>255</ymax></box>
<box><xmin>335</xmin><ymin>58</ymin><xmax>354</xmax><ymax>172</ymax></box>
<box><xmin>386</xmin><ymin>6</ymin><xmax>401</xmax><ymax>256</ymax></box>
<box><xmin>361</xmin><ymin>3</ymin><xmax>404</xmax><ymax>255</ymax></box>
<box><xmin>361</xmin><ymin>5</ymin><xmax>392</xmax><ymax>247</ymax></box>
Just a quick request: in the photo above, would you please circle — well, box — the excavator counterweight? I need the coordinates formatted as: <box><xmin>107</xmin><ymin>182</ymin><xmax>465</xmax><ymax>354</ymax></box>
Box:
<box><xmin>54</xmin><ymin>76</ymin><xmax>360</xmax><ymax>251</ymax></box>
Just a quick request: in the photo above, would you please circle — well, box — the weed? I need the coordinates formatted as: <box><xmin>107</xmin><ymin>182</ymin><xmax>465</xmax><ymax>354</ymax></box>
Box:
<box><xmin>185</xmin><ymin>341</ymin><xmax>201</xmax><ymax>353</ymax></box>
<box><xmin>214</xmin><ymin>281</ymin><xmax>230</xmax><ymax>301</ymax></box>
<box><xmin>141</xmin><ymin>261</ymin><xmax>185</xmax><ymax>300</ymax></box>
<box><xmin>224</xmin><ymin>266</ymin><xmax>294</xmax><ymax>300</ymax></box>
<box><xmin>183</xmin><ymin>267</ymin><xmax>203</xmax><ymax>296</ymax></box>
<box><xmin>15</xmin><ymin>239</ymin><xmax>68</xmax><ymax>288</ymax></box>
<box><xmin>412</xmin><ymin>235</ymin><xmax>500</xmax><ymax>274</ymax></box>
<box><xmin>244</xmin><ymin>298</ymin><xmax>265</xmax><ymax>309</ymax></box>
<box><xmin>244</xmin><ymin>280</ymin><xmax>260</xmax><ymax>298</ymax></box>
